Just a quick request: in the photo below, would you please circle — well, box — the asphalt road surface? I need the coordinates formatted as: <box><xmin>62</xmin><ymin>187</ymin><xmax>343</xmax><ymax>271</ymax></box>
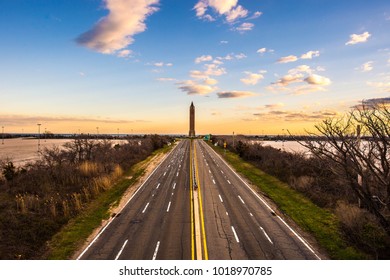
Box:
<box><xmin>77</xmin><ymin>139</ymin><xmax>322</xmax><ymax>260</ymax></box>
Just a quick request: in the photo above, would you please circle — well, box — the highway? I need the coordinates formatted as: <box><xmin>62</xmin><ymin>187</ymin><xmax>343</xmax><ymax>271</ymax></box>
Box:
<box><xmin>77</xmin><ymin>139</ymin><xmax>322</xmax><ymax>260</ymax></box>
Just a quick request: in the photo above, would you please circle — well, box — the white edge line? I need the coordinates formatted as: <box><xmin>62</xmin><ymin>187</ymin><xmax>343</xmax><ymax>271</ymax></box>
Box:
<box><xmin>76</xmin><ymin>143</ymin><xmax>178</xmax><ymax>260</ymax></box>
<box><xmin>114</xmin><ymin>239</ymin><xmax>128</xmax><ymax>260</ymax></box>
<box><xmin>203</xmin><ymin>141</ymin><xmax>321</xmax><ymax>260</ymax></box>
<box><xmin>277</xmin><ymin>216</ymin><xmax>321</xmax><ymax>259</ymax></box>
<box><xmin>152</xmin><ymin>241</ymin><xmax>161</xmax><ymax>260</ymax></box>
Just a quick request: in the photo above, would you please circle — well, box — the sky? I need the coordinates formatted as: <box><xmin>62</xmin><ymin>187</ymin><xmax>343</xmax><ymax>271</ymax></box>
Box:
<box><xmin>1</xmin><ymin>0</ymin><xmax>390</xmax><ymax>135</ymax></box>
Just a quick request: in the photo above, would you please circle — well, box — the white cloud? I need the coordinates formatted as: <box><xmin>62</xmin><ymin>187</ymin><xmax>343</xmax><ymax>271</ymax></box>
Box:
<box><xmin>240</xmin><ymin>71</ymin><xmax>265</xmax><ymax>85</ymax></box>
<box><xmin>346</xmin><ymin>31</ymin><xmax>371</xmax><ymax>45</ymax></box>
<box><xmin>235</xmin><ymin>22</ymin><xmax>254</xmax><ymax>32</ymax></box>
<box><xmin>194</xmin><ymin>1</ymin><xmax>208</xmax><ymax>17</ymax></box>
<box><xmin>153</xmin><ymin>62</ymin><xmax>173</xmax><ymax>67</ymax></box>
<box><xmin>117</xmin><ymin>49</ymin><xmax>132</xmax><ymax>58</ymax></box>
<box><xmin>257</xmin><ymin>48</ymin><xmax>267</xmax><ymax>54</ymax></box>
<box><xmin>249</xmin><ymin>11</ymin><xmax>263</xmax><ymax>19</ymax></box>
<box><xmin>189</xmin><ymin>64</ymin><xmax>226</xmax><ymax>79</ymax></box>
<box><xmin>177</xmin><ymin>80</ymin><xmax>217</xmax><ymax>95</ymax></box>
<box><xmin>207</xmin><ymin>0</ymin><xmax>238</xmax><ymax>14</ymax></box>
<box><xmin>360</xmin><ymin>61</ymin><xmax>374</xmax><ymax>72</ymax></box>
<box><xmin>301</xmin><ymin>50</ymin><xmax>320</xmax><ymax>59</ymax></box>
<box><xmin>195</xmin><ymin>55</ymin><xmax>213</xmax><ymax>64</ymax></box>
<box><xmin>367</xmin><ymin>81</ymin><xmax>390</xmax><ymax>93</ymax></box>
<box><xmin>157</xmin><ymin>77</ymin><xmax>176</xmax><ymax>82</ymax></box>
<box><xmin>274</xmin><ymin>74</ymin><xmax>304</xmax><ymax>86</ymax></box>
<box><xmin>217</xmin><ymin>91</ymin><xmax>256</xmax><ymax>98</ymax></box>
<box><xmin>304</xmin><ymin>74</ymin><xmax>331</xmax><ymax>86</ymax></box>
<box><xmin>76</xmin><ymin>0</ymin><xmax>159</xmax><ymax>54</ymax></box>
<box><xmin>226</xmin><ymin>5</ymin><xmax>248</xmax><ymax>22</ymax></box>
<box><xmin>204</xmin><ymin>78</ymin><xmax>218</xmax><ymax>85</ymax></box>
<box><xmin>277</xmin><ymin>55</ymin><xmax>298</xmax><ymax>64</ymax></box>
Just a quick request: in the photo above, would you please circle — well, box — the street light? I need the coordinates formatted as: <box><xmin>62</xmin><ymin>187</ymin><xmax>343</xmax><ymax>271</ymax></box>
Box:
<box><xmin>1</xmin><ymin>126</ymin><xmax>4</xmax><ymax>145</ymax></box>
<box><xmin>37</xmin><ymin>123</ymin><xmax>42</xmax><ymax>153</ymax></box>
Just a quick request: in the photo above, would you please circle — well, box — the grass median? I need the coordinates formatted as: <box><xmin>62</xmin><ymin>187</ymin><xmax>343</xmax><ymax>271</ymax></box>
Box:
<box><xmin>46</xmin><ymin>144</ymin><xmax>173</xmax><ymax>260</ymax></box>
<box><xmin>209</xmin><ymin>143</ymin><xmax>365</xmax><ymax>259</ymax></box>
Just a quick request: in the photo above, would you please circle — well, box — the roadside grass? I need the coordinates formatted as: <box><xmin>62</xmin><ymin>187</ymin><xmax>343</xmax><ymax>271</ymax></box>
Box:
<box><xmin>210</xmin><ymin>144</ymin><xmax>366</xmax><ymax>259</ymax></box>
<box><xmin>46</xmin><ymin>144</ymin><xmax>173</xmax><ymax>260</ymax></box>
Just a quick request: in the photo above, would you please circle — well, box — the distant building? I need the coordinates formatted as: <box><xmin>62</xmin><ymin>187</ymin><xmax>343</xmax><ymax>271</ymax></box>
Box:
<box><xmin>189</xmin><ymin>102</ymin><xmax>195</xmax><ymax>137</ymax></box>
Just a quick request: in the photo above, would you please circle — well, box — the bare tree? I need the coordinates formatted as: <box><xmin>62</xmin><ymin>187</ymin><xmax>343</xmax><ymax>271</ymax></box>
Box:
<box><xmin>300</xmin><ymin>102</ymin><xmax>390</xmax><ymax>234</ymax></box>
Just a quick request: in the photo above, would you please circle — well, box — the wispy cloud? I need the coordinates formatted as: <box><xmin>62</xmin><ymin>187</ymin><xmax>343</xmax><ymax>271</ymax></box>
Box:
<box><xmin>277</xmin><ymin>55</ymin><xmax>298</xmax><ymax>64</ymax></box>
<box><xmin>304</xmin><ymin>74</ymin><xmax>331</xmax><ymax>86</ymax></box>
<box><xmin>234</xmin><ymin>22</ymin><xmax>254</xmax><ymax>32</ymax></box>
<box><xmin>359</xmin><ymin>61</ymin><xmax>374</xmax><ymax>72</ymax></box>
<box><xmin>278</xmin><ymin>50</ymin><xmax>320</xmax><ymax>63</ymax></box>
<box><xmin>346</xmin><ymin>31</ymin><xmax>371</xmax><ymax>45</ymax></box>
<box><xmin>195</xmin><ymin>55</ymin><xmax>213</xmax><ymax>64</ymax></box>
<box><xmin>301</xmin><ymin>50</ymin><xmax>320</xmax><ymax>59</ymax></box>
<box><xmin>177</xmin><ymin>80</ymin><xmax>217</xmax><ymax>95</ymax></box>
<box><xmin>76</xmin><ymin>0</ymin><xmax>159</xmax><ymax>54</ymax></box>
<box><xmin>194</xmin><ymin>0</ymin><xmax>257</xmax><ymax>32</ymax></box>
<box><xmin>217</xmin><ymin>91</ymin><xmax>256</xmax><ymax>98</ymax></box>
<box><xmin>240</xmin><ymin>71</ymin><xmax>265</xmax><ymax>85</ymax></box>
<box><xmin>0</xmin><ymin>114</ymin><xmax>146</xmax><ymax>126</ymax></box>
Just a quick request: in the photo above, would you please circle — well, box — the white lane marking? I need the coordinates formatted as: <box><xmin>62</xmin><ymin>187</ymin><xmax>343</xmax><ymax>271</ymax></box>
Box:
<box><xmin>226</xmin><ymin>212</ymin><xmax>229</xmax><ymax>216</ymax></box>
<box><xmin>260</xmin><ymin>227</ymin><xmax>273</xmax><ymax>244</ymax></box>
<box><xmin>176</xmin><ymin>172</ymin><xmax>179</xmax><ymax>177</ymax></box>
<box><xmin>231</xmin><ymin>226</ymin><xmax>240</xmax><ymax>243</ymax></box>
<box><xmin>115</xmin><ymin>239</ymin><xmax>128</xmax><ymax>260</ymax></box>
<box><xmin>163</xmin><ymin>171</ymin><xmax>167</xmax><ymax>176</ymax></box>
<box><xmin>209</xmin><ymin>170</ymin><xmax>211</xmax><ymax>173</ymax></box>
<box><xmin>152</xmin><ymin>241</ymin><xmax>160</xmax><ymax>260</ymax></box>
<box><xmin>238</xmin><ymin>195</ymin><xmax>245</xmax><ymax>204</ymax></box>
<box><xmin>142</xmin><ymin>202</ymin><xmax>150</xmax><ymax>213</ymax></box>
<box><xmin>204</xmin><ymin>141</ymin><xmax>322</xmax><ymax>259</ymax></box>
<box><xmin>179</xmin><ymin>164</ymin><xmax>181</xmax><ymax>168</ymax></box>
<box><xmin>219</xmin><ymin>194</ymin><xmax>223</xmax><ymax>203</ymax></box>
<box><xmin>76</xmin><ymin>143</ymin><xmax>177</xmax><ymax>260</ymax></box>
<box><xmin>227</xmin><ymin>180</ymin><xmax>231</xmax><ymax>184</ymax></box>
<box><xmin>168</xmin><ymin>165</ymin><xmax>170</xmax><ymax>168</ymax></box>
<box><xmin>171</xmin><ymin>192</ymin><xmax>174</xmax><ymax>196</ymax></box>
<box><xmin>221</xmin><ymin>170</ymin><xmax>224</xmax><ymax>174</ymax></box>
<box><xmin>212</xmin><ymin>179</ymin><xmax>216</xmax><ymax>184</ymax></box>
<box><xmin>173</xmin><ymin>183</ymin><xmax>176</xmax><ymax>190</ymax></box>
<box><xmin>156</xmin><ymin>183</ymin><xmax>160</xmax><ymax>189</ymax></box>
<box><xmin>249</xmin><ymin>212</ymin><xmax>253</xmax><ymax>217</ymax></box>
<box><xmin>166</xmin><ymin>201</ymin><xmax>172</xmax><ymax>212</ymax></box>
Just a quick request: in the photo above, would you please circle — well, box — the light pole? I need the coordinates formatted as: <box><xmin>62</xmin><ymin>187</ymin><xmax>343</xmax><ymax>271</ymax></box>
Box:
<box><xmin>37</xmin><ymin>123</ymin><xmax>42</xmax><ymax>153</ymax></box>
<box><xmin>1</xmin><ymin>126</ymin><xmax>4</xmax><ymax>145</ymax></box>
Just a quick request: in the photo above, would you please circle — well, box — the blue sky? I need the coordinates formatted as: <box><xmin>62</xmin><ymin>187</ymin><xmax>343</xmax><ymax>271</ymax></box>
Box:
<box><xmin>1</xmin><ymin>0</ymin><xmax>389</xmax><ymax>134</ymax></box>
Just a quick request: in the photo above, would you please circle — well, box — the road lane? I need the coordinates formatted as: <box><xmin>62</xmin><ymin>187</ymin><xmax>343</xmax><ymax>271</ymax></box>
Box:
<box><xmin>78</xmin><ymin>140</ymin><xmax>191</xmax><ymax>260</ymax></box>
<box><xmin>196</xmin><ymin>139</ymin><xmax>322</xmax><ymax>260</ymax></box>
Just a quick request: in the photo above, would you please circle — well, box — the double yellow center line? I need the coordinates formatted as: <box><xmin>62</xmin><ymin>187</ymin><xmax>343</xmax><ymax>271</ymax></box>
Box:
<box><xmin>190</xmin><ymin>140</ymin><xmax>208</xmax><ymax>260</ymax></box>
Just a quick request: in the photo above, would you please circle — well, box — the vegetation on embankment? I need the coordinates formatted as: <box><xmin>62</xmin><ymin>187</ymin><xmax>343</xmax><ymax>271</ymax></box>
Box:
<box><xmin>0</xmin><ymin>135</ymin><xmax>173</xmax><ymax>259</ymax></box>
<box><xmin>209</xmin><ymin>142</ymin><xmax>376</xmax><ymax>259</ymax></box>
<box><xmin>47</xmin><ymin>144</ymin><xmax>173</xmax><ymax>260</ymax></box>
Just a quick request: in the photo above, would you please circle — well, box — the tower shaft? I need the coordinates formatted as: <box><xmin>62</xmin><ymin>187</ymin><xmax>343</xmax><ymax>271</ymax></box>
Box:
<box><xmin>189</xmin><ymin>102</ymin><xmax>195</xmax><ymax>137</ymax></box>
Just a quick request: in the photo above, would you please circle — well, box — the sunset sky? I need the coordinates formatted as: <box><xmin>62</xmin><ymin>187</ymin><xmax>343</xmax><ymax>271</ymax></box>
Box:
<box><xmin>1</xmin><ymin>0</ymin><xmax>390</xmax><ymax>135</ymax></box>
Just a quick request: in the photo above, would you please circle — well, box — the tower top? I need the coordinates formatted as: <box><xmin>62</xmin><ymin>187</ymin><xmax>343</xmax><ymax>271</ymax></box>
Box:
<box><xmin>191</xmin><ymin>101</ymin><xmax>194</xmax><ymax>107</ymax></box>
